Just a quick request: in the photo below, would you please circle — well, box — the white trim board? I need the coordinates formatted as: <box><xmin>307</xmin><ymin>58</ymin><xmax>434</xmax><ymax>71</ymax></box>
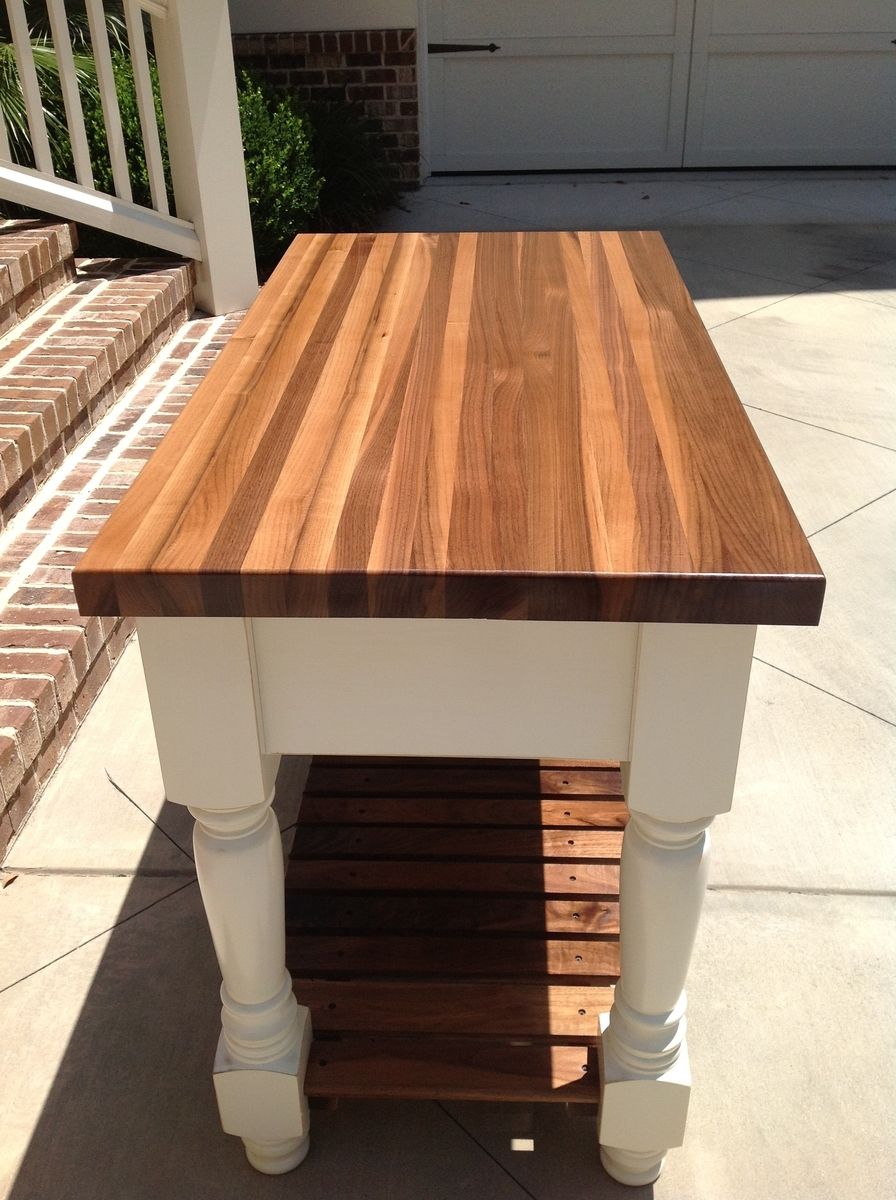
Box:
<box><xmin>228</xmin><ymin>1</ymin><xmax>416</xmax><ymax>34</ymax></box>
<box><xmin>252</xmin><ymin>619</ymin><xmax>638</xmax><ymax>760</ymax></box>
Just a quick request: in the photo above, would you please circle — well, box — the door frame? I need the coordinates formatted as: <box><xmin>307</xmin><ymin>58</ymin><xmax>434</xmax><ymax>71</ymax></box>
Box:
<box><xmin>416</xmin><ymin>0</ymin><xmax>433</xmax><ymax>179</ymax></box>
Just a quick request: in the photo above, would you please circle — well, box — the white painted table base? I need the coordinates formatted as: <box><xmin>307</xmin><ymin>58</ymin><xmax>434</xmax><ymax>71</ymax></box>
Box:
<box><xmin>136</xmin><ymin>616</ymin><xmax>756</xmax><ymax>1185</ymax></box>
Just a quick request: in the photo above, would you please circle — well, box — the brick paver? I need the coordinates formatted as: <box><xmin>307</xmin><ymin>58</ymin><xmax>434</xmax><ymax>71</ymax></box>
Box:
<box><xmin>0</xmin><ymin>220</ymin><xmax>77</xmax><ymax>337</ymax></box>
<box><xmin>0</xmin><ymin>257</ymin><xmax>195</xmax><ymax>526</ymax></box>
<box><xmin>0</xmin><ymin>299</ymin><xmax>245</xmax><ymax>855</ymax></box>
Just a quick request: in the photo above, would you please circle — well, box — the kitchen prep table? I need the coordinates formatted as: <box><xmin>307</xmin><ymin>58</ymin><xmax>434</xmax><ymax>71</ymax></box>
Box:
<box><xmin>73</xmin><ymin>230</ymin><xmax>824</xmax><ymax>1186</ymax></box>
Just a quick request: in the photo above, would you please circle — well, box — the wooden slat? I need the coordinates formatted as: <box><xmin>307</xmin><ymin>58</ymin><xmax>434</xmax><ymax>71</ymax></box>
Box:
<box><xmin>73</xmin><ymin>231</ymin><xmax>825</xmax><ymax>625</ymax></box>
<box><xmin>287</xmin><ymin>934</ymin><xmax>619</xmax><ymax>979</ymax></box>
<box><xmin>286</xmin><ymin>894</ymin><xmax>619</xmax><ymax>936</ymax></box>
<box><xmin>297</xmin><ymin>980</ymin><xmax>613</xmax><ymax>1038</ymax></box>
<box><xmin>304</xmin><ymin>764</ymin><xmax>622</xmax><ymax>797</ymax></box>
<box><xmin>286</xmin><ymin>859</ymin><xmax>620</xmax><ymax>896</ymax></box>
<box><xmin>297</xmin><ymin>794</ymin><xmax>629</xmax><ymax>828</ymax></box>
<box><xmin>304</xmin><ymin>1037</ymin><xmax>600</xmax><ymax>1103</ymax></box>
<box><xmin>293</xmin><ymin>825</ymin><xmax>623</xmax><ymax>860</ymax></box>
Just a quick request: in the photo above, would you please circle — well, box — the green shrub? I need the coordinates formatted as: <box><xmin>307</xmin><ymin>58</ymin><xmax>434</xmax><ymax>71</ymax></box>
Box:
<box><xmin>237</xmin><ymin>76</ymin><xmax>401</xmax><ymax>265</ymax></box>
<box><xmin>236</xmin><ymin>73</ymin><xmax>322</xmax><ymax>269</ymax></box>
<box><xmin>304</xmin><ymin>99</ymin><xmax>399</xmax><ymax>232</ymax></box>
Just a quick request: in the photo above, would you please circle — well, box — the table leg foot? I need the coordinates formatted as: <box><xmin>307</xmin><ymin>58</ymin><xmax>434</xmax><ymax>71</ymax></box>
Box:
<box><xmin>600</xmin><ymin>1146</ymin><xmax>665</xmax><ymax>1187</ymax></box>
<box><xmin>244</xmin><ymin>1134</ymin><xmax>310</xmax><ymax>1175</ymax></box>
<box><xmin>192</xmin><ymin>800</ymin><xmax>313</xmax><ymax>1160</ymax></box>
<box><xmin>597</xmin><ymin>812</ymin><xmax>708</xmax><ymax>1178</ymax></box>
<box><xmin>212</xmin><ymin>994</ymin><xmax>312</xmax><ymax>1162</ymax></box>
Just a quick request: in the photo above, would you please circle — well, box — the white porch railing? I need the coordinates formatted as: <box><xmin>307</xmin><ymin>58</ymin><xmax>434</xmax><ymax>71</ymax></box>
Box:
<box><xmin>0</xmin><ymin>0</ymin><xmax>256</xmax><ymax>314</ymax></box>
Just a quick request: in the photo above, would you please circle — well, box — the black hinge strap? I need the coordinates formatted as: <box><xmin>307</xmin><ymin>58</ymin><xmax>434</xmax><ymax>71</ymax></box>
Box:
<box><xmin>428</xmin><ymin>42</ymin><xmax>501</xmax><ymax>54</ymax></box>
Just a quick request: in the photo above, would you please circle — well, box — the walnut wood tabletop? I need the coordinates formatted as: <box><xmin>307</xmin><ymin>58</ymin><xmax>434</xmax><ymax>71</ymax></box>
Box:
<box><xmin>73</xmin><ymin>230</ymin><xmax>824</xmax><ymax>624</ymax></box>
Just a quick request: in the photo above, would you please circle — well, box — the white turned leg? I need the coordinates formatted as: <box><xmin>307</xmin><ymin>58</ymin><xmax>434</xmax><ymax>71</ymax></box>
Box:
<box><xmin>599</xmin><ymin>812</ymin><xmax>711</xmax><ymax>1185</ymax></box>
<box><xmin>136</xmin><ymin>618</ymin><xmax>311</xmax><ymax>1174</ymax></box>
<box><xmin>598</xmin><ymin>623</ymin><xmax>756</xmax><ymax>1186</ymax></box>
<box><xmin>191</xmin><ymin>800</ymin><xmax>311</xmax><ymax>1174</ymax></box>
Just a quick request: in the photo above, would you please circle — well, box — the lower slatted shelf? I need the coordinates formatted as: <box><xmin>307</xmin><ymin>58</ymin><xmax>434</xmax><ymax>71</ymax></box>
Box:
<box><xmin>286</xmin><ymin>756</ymin><xmax>625</xmax><ymax>1104</ymax></box>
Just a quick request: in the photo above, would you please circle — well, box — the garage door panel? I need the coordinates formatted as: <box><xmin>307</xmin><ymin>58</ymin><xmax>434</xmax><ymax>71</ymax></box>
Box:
<box><xmin>437</xmin><ymin>0</ymin><xmax>682</xmax><ymax>41</ymax></box>
<box><xmin>700</xmin><ymin>54</ymin><xmax>896</xmax><ymax>158</ymax></box>
<box><xmin>685</xmin><ymin>0</ymin><xmax>896</xmax><ymax>166</ymax></box>
<box><xmin>432</xmin><ymin>54</ymin><xmax>677</xmax><ymax>172</ymax></box>
<box><xmin>710</xmin><ymin>0</ymin><xmax>895</xmax><ymax>36</ymax></box>
<box><xmin>425</xmin><ymin>1</ymin><xmax>694</xmax><ymax>171</ymax></box>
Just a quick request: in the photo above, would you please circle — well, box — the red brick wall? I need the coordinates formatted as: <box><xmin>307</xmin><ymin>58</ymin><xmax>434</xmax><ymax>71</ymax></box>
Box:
<box><xmin>232</xmin><ymin>29</ymin><xmax>420</xmax><ymax>186</ymax></box>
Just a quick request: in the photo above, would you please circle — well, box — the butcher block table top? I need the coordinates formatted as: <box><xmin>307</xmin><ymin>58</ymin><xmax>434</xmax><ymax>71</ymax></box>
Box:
<box><xmin>73</xmin><ymin>230</ymin><xmax>824</xmax><ymax>624</ymax></box>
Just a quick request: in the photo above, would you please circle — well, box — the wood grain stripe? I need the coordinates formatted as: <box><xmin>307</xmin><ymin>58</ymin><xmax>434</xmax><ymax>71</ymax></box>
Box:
<box><xmin>413</xmin><ymin>231</ymin><xmax>478</xmax><ymax>570</ymax></box>
<box><xmin>368</xmin><ymin>233</ymin><xmax>459</xmax><ymax>570</ymax></box>
<box><xmin>589</xmin><ymin>232</ymin><xmax>694</xmax><ymax>569</ymax></box>
<box><xmin>227</xmin><ymin>234</ymin><xmax>388</xmax><ymax>572</ymax></box>
<box><xmin>326</xmin><ymin>236</ymin><xmax>439</xmax><ymax>574</ymax></box>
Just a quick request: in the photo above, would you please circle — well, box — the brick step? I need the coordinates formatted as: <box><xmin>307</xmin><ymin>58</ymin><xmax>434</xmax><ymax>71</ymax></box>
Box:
<box><xmin>0</xmin><ymin>219</ymin><xmax>78</xmax><ymax>337</ymax></box>
<box><xmin>0</xmin><ymin>256</ymin><xmax>195</xmax><ymax>527</ymax></box>
<box><xmin>0</xmin><ymin>303</ymin><xmax>246</xmax><ymax>856</ymax></box>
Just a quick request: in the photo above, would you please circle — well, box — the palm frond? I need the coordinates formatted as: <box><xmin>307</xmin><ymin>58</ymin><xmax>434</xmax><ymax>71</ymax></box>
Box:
<box><xmin>0</xmin><ymin>35</ymin><xmax>101</xmax><ymax>172</ymax></box>
<box><xmin>0</xmin><ymin>42</ymin><xmax>32</xmax><ymax>162</ymax></box>
<box><xmin>1</xmin><ymin>3</ymin><xmax>128</xmax><ymax>56</ymax></box>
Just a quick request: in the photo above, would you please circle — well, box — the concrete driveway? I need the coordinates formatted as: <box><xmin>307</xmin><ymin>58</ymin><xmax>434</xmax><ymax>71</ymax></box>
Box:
<box><xmin>2</xmin><ymin>169</ymin><xmax>894</xmax><ymax>1200</ymax></box>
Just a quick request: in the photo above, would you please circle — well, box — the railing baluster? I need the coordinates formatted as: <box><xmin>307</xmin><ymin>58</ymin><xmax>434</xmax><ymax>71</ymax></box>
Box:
<box><xmin>6</xmin><ymin>0</ymin><xmax>55</xmax><ymax>174</ymax></box>
<box><xmin>45</xmin><ymin>0</ymin><xmax>95</xmax><ymax>188</ymax></box>
<box><xmin>124</xmin><ymin>0</ymin><xmax>168</xmax><ymax>214</ymax></box>
<box><xmin>84</xmin><ymin>0</ymin><xmax>133</xmax><ymax>202</ymax></box>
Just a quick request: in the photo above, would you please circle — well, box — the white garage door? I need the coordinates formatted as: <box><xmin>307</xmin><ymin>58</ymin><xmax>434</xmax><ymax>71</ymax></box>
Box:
<box><xmin>424</xmin><ymin>0</ymin><xmax>695</xmax><ymax>171</ymax></box>
<box><xmin>685</xmin><ymin>0</ymin><xmax>896</xmax><ymax>166</ymax></box>
<box><xmin>423</xmin><ymin>0</ymin><xmax>896</xmax><ymax>172</ymax></box>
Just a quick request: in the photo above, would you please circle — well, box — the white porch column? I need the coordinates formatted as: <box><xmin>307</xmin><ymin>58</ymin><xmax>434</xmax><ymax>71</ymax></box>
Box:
<box><xmin>150</xmin><ymin>0</ymin><xmax>258</xmax><ymax>315</ymax></box>
<box><xmin>599</xmin><ymin>623</ymin><xmax>756</xmax><ymax>1186</ymax></box>
<box><xmin>137</xmin><ymin>618</ymin><xmax>311</xmax><ymax>1175</ymax></box>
